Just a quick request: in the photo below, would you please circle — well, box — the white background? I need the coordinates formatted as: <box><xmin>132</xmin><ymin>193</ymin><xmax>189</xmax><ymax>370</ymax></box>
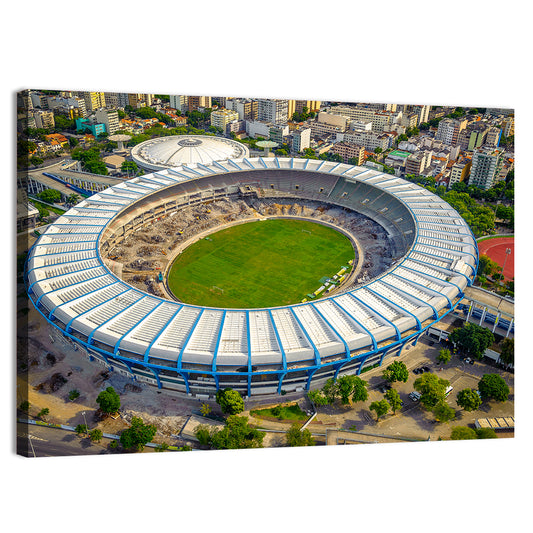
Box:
<box><xmin>3</xmin><ymin>2</ymin><xmax>530</xmax><ymax>531</ymax></box>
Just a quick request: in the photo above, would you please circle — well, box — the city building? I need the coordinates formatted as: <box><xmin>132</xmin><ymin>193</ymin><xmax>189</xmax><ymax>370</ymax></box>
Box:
<box><xmin>225</xmin><ymin>98</ymin><xmax>258</xmax><ymax>121</ymax></box>
<box><xmin>457</xmin><ymin>123</ymin><xmax>489</xmax><ymax>151</ymax></box>
<box><xmin>485</xmin><ymin>127</ymin><xmax>502</xmax><ymax>147</ymax></box>
<box><xmin>79</xmin><ymin>91</ymin><xmax>106</xmax><ymax>113</ymax></box>
<box><xmin>502</xmin><ymin>117</ymin><xmax>515</xmax><ymax>138</ymax></box>
<box><xmin>170</xmin><ymin>95</ymin><xmax>188</xmax><ymax>113</ymax></box>
<box><xmin>405</xmin><ymin>151</ymin><xmax>433</xmax><ymax>176</ymax></box>
<box><xmin>257</xmin><ymin>99</ymin><xmax>289</xmax><ymax>125</ymax></box>
<box><xmin>331</xmin><ymin>142</ymin><xmax>365</xmax><ymax>164</ymax></box>
<box><xmin>75</xmin><ymin>118</ymin><xmax>106</xmax><ymax>137</ymax></box>
<box><xmin>33</xmin><ymin>110</ymin><xmax>55</xmax><ymax>129</ymax></box>
<box><xmin>269</xmin><ymin>124</ymin><xmax>289</xmax><ymax>144</ymax></box>
<box><xmin>291</xmin><ymin>127</ymin><xmax>311</xmax><ymax>152</ymax></box>
<box><xmin>188</xmin><ymin>96</ymin><xmax>212</xmax><ymax>112</ymax></box>
<box><xmin>95</xmin><ymin>108</ymin><xmax>120</xmax><ymax>135</ymax></box>
<box><xmin>448</xmin><ymin>159</ymin><xmax>472</xmax><ymax>187</ymax></box>
<box><xmin>435</xmin><ymin>118</ymin><xmax>468</xmax><ymax>145</ymax></box>
<box><xmin>469</xmin><ymin>146</ymin><xmax>504</xmax><ymax>189</ymax></box>
<box><xmin>210</xmin><ymin>108</ymin><xmax>239</xmax><ymax>131</ymax></box>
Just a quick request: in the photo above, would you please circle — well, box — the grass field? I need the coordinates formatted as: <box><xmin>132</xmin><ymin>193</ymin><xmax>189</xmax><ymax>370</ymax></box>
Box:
<box><xmin>167</xmin><ymin>218</ymin><xmax>354</xmax><ymax>308</ymax></box>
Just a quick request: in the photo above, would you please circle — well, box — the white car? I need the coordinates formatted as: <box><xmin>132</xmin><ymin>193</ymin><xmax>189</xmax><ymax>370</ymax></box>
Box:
<box><xmin>409</xmin><ymin>391</ymin><xmax>421</xmax><ymax>401</ymax></box>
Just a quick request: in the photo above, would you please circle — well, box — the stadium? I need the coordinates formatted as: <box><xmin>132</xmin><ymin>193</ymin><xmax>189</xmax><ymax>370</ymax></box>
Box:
<box><xmin>25</xmin><ymin>157</ymin><xmax>479</xmax><ymax>398</ymax></box>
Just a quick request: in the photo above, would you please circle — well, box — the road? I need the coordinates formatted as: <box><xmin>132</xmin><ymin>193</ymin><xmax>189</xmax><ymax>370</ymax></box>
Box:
<box><xmin>16</xmin><ymin>422</ymin><xmax>109</xmax><ymax>458</ymax></box>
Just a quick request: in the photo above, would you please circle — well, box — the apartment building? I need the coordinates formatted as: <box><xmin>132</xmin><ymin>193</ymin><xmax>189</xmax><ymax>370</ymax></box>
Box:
<box><xmin>188</xmin><ymin>96</ymin><xmax>212</xmax><ymax>112</ymax></box>
<box><xmin>79</xmin><ymin>91</ymin><xmax>106</xmax><ymax>113</ymax></box>
<box><xmin>257</xmin><ymin>99</ymin><xmax>289</xmax><ymax>125</ymax></box>
<box><xmin>341</xmin><ymin>130</ymin><xmax>391</xmax><ymax>152</ymax></box>
<box><xmin>33</xmin><ymin>110</ymin><xmax>55</xmax><ymax>129</ymax></box>
<box><xmin>502</xmin><ymin>117</ymin><xmax>514</xmax><ymax>138</ymax></box>
<box><xmin>457</xmin><ymin>123</ymin><xmax>489</xmax><ymax>151</ymax></box>
<box><xmin>405</xmin><ymin>151</ymin><xmax>433</xmax><ymax>176</ymax></box>
<box><xmin>448</xmin><ymin>159</ymin><xmax>472</xmax><ymax>187</ymax></box>
<box><xmin>331</xmin><ymin>142</ymin><xmax>365</xmax><ymax>164</ymax></box>
<box><xmin>435</xmin><ymin>118</ymin><xmax>468</xmax><ymax>145</ymax></box>
<box><xmin>211</xmin><ymin>108</ymin><xmax>239</xmax><ymax>131</ymax></box>
<box><xmin>169</xmin><ymin>95</ymin><xmax>188</xmax><ymax>113</ymax></box>
<box><xmin>469</xmin><ymin>147</ymin><xmax>504</xmax><ymax>189</ymax></box>
<box><xmin>485</xmin><ymin>127</ymin><xmax>502</xmax><ymax>147</ymax></box>
<box><xmin>95</xmin><ymin>108</ymin><xmax>120</xmax><ymax>135</ymax></box>
<box><xmin>225</xmin><ymin>98</ymin><xmax>258</xmax><ymax>121</ymax></box>
<box><xmin>291</xmin><ymin>127</ymin><xmax>311</xmax><ymax>152</ymax></box>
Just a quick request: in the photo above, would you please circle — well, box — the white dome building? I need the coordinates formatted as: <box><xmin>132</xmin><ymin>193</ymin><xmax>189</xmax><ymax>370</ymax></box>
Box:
<box><xmin>131</xmin><ymin>134</ymin><xmax>250</xmax><ymax>171</ymax></box>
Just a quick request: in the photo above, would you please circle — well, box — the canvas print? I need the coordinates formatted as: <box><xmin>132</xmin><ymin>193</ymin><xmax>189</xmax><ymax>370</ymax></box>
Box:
<box><xmin>16</xmin><ymin>90</ymin><xmax>515</xmax><ymax>457</ymax></box>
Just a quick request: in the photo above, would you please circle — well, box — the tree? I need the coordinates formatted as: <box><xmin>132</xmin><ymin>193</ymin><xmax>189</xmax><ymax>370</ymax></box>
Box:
<box><xmin>209</xmin><ymin>416</ymin><xmax>264</xmax><ymax>450</ymax></box>
<box><xmin>437</xmin><ymin>348</ymin><xmax>452</xmax><ymax>365</ymax></box>
<box><xmin>432</xmin><ymin>401</ymin><xmax>455</xmax><ymax>423</ymax></box>
<box><xmin>449</xmin><ymin>323</ymin><xmax>495</xmax><ymax>360</ymax></box>
<box><xmin>413</xmin><ymin>373</ymin><xmax>450</xmax><ymax>409</ymax></box>
<box><xmin>322</xmin><ymin>378</ymin><xmax>340</xmax><ymax>404</ymax></box>
<box><xmin>477</xmin><ymin>374</ymin><xmax>510</xmax><ymax>402</ymax></box>
<box><xmin>307</xmin><ymin>389</ymin><xmax>329</xmax><ymax>407</ymax></box>
<box><xmin>382</xmin><ymin>360</ymin><xmax>409</xmax><ymax>383</ymax></box>
<box><xmin>215</xmin><ymin>388</ymin><xmax>244</xmax><ymax>415</ymax></box>
<box><xmin>38</xmin><ymin>407</ymin><xmax>50</xmax><ymax>420</ymax></box>
<box><xmin>351</xmin><ymin>376</ymin><xmax>369</xmax><ymax>404</ymax></box>
<box><xmin>194</xmin><ymin>424</ymin><xmax>214</xmax><ymax>446</ymax></box>
<box><xmin>334</xmin><ymin>375</ymin><xmax>354</xmax><ymax>404</ymax></box>
<box><xmin>456</xmin><ymin>388</ymin><xmax>482</xmax><ymax>412</ymax></box>
<box><xmin>121</xmin><ymin>160</ymin><xmax>138</xmax><ymax>176</ymax></box>
<box><xmin>450</xmin><ymin>426</ymin><xmax>477</xmax><ymax>440</ymax></box>
<box><xmin>66</xmin><ymin>193</ymin><xmax>80</xmax><ymax>206</ymax></box>
<box><xmin>200</xmin><ymin>403</ymin><xmax>212</xmax><ymax>417</ymax></box>
<box><xmin>120</xmin><ymin>416</ymin><xmax>157</xmax><ymax>451</ymax></box>
<box><xmin>500</xmin><ymin>337</ymin><xmax>514</xmax><ymax>367</ymax></box>
<box><xmin>384</xmin><ymin>388</ymin><xmax>402</xmax><ymax>414</ymax></box>
<box><xmin>19</xmin><ymin>401</ymin><xmax>30</xmax><ymax>413</ymax></box>
<box><xmin>369</xmin><ymin>399</ymin><xmax>390</xmax><ymax>422</ymax></box>
<box><xmin>89</xmin><ymin>429</ymin><xmax>103</xmax><ymax>442</ymax></box>
<box><xmin>75</xmin><ymin>424</ymin><xmax>88</xmax><ymax>435</ymax></box>
<box><xmin>37</xmin><ymin>189</ymin><xmax>61</xmax><ymax>204</ymax></box>
<box><xmin>475</xmin><ymin>427</ymin><xmax>498</xmax><ymax>439</ymax></box>
<box><xmin>285</xmin><ymin>423</ymin><xmax>315</xmax><ymax>447</ymax></box>
<box><xmin>96</xmin><ymin>386</ymin><xmax>121</xmax><ymax>415</ymax></box>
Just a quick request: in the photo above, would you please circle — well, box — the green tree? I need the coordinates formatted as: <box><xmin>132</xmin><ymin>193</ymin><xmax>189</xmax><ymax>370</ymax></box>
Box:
<box><xmin>384</xmin><ymin>388</ymin><xmax>402</xmax><ymax>414</ymax></box>
<box><xmin>285</xmin><ymin>423</ymin><xmax>315</xmax><ymax>447</ymax></box>
<box><xmin>437</xmin><ymin>348</ymin><xmax>452</xmax><ymax>364</ymax></box>
<box><xmin>369</xmin><ymin>399</ymin><xmax>390</xmax><ymax>421</ymax></box>
<box><xmin>449</xmin><ymin>323</ymin><xmax>495</xmax><ymax>360</ymax></box>
<box><xmin>75</xmin><ymin>424</ymin><xmax>88</xmax><ymax>435</ymax></box>
<box><xmin>120</xmin><ymin>417</ymin><xmax>157</xmax><ymax>451</ymax></box>
<box><xmin>200</xmin><ymin>403</ymin><xmax>212</xmax><ymax>417</ymax></box>
<box><xmin>322</xmin><ymin>378</ymin><xmax>340</xmax><ymax>404</ymax></box>
<box><xmin>432</xmin><ymin>401</ymin><xmax>455</xmax><ymax>423</ymax></box>
<box><xmin>155</xmin><ymin>442</ymin><xmax>170</xmax><ymax>452</ymax></box>
<box><xmin>19</xmin><ymin>401</ymin><xmax>30</xmax><ymax>413</ymax></box>
<box><xmin>96</xmin><ymin>386</ymin><xmax>121</xmax><ymax>415</ymax></box>
<box><xmin>209</xmin><ymin>416</ymin><xmax>264</xmax><ymax>450</ymax></box>
<box><xmin>351</xmin><ymin>376</ymin><xmax>369</xmax><ymax>404</ymax></box>
<box><xmin>215</xmin><ymin>388</ymin><xmax>244</xmax><ymax>415</ymax></box>
<box><xmin>413</xmin><ymin>373</ymin><xmax>450</xmax><ymax>409</ymax></box>
<box><xmin>475</xmin><ymin>427</ymin><xmax>498</xmax><ymax>439</ymax></box>
<box><xmin>37</xmin><ymin>189</ymin><xmax>61</xmax><ymax>204</ymax></box>
<box><xmin>499</xmin><ymin>337</ymin><xmax>514</xmax><ymax>367</ymax></box>
<box><xmin>121</xmin><ymin>160</ymin><xmax>138</xmax><ymax>176</ymax></box>
<box><xmin>456</xmin><ymin>388</ymin><xmax>482</xmax><ymax>412</ymax></box>
<box><xmin>89</xmin><ymin>429</ymin><xmax>103</xmax><ymax>442</ymax></box>
<box><xmin>37</xmin><ymin>407</ymin><xmax>50</xmax><ymax>420</ymax></box>
<box><xmin>478</xmin><ymin>374</ymin><xmax>510</xmax><ymax>402</ymax></box>
<box><xmin>194</xmin><ymin>424</ymin><xmax>214</xmax><ymax>446</ymax></box>
<box><xmin>68</xmin><ymin>389</ymin><xmax>80</xmax><ymax>401</ymax></box>
<box><xmin>450</xmin><ymin>426</ymin><xmax>477</xmax><ymax>440</ymax></box>
<box><xmin>382</xmin><ymin>360</ymin><xmax>409</xmax><ymax>383</ymax></box>
<box><xmin>307</xmin><ymin>389</ymin><xmax>329</xmax><ymax>407</ymax></box>
<box><xmin>66</xmin><ymin>193</ymin><xmax>80</xmax><ymax>206</ymax></box>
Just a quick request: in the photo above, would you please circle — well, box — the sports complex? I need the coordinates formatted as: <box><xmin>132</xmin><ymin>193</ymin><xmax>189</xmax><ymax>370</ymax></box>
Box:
<box><xmin>25</xmin><ymin>157</ymin><xmax>479</xmax><ymax>397</ymax></box>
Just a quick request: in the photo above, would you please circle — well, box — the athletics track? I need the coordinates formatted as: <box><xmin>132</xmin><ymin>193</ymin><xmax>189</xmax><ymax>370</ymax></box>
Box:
<box><xmin>477</xmin><ymin>236</ymin><xmax>514</xmax><ymax>280</ymax></box>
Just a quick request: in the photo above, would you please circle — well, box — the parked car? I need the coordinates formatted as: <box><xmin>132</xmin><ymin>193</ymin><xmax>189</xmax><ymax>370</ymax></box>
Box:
<box><xmin>409</xmin><ymin>391</ymin><xmax>421</xmax><ymax>402</ymax></box>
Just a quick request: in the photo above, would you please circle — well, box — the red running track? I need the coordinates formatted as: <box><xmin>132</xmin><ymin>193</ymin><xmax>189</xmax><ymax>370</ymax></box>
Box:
<box><xmin>477</xmin><ymin>237</ymin><xmax>514</xmax><ymax>280</ymax></box>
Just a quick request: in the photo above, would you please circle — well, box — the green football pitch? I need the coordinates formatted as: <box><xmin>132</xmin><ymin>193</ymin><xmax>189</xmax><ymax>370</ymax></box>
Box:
<box><xmin>167</xmin><ymin>218</ymin><xmax>355</xmax><ymax>308</ymax></box>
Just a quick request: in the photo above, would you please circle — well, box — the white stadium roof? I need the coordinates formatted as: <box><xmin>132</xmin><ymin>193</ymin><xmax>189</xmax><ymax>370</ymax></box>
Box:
<box><xmin>130</xmin><ymin>134</ymin><xmax>250</xmax><ymax>171</ymax></box>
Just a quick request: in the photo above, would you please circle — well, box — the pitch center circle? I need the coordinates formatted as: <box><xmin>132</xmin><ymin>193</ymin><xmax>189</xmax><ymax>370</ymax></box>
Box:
<box><xmin>165</xmin><ymin>217</ymin><xmax>357</xmax><ymax>309</ymax></box>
